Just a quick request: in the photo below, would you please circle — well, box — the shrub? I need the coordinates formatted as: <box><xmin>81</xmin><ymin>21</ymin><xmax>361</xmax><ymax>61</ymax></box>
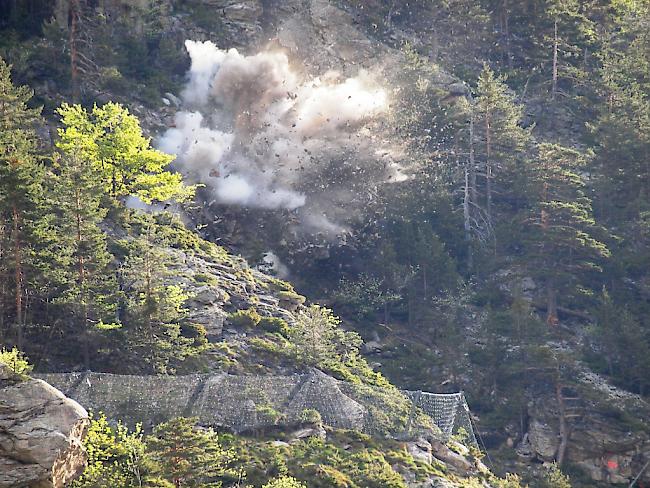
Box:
<box><xmin>263</xmin><ymin>476</ymin><xmax>307</xmax><ymax>488</ymax></box>
<box><xmin>229</xmin><ymin>308</ymin><xmax>261</xmax><ymax>328</ymax></box>
<box><xmin>299</xmin><ymin>408</ymin><xmax>322</xmax><ymax>425</ymax></box>
<box><xmin>0</xmin><ymin>347</ymin><xmax>32</xmax><ymax>377</ymax></box>
<box><xmin>258</xmin><ymin>316</ymin><xmax>291</xmax><ymax>335</ymax></box>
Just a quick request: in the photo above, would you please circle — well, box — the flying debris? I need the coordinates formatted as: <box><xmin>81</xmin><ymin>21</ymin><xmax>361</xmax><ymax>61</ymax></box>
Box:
<box><xmin>157</xmin><ymin>40</ymin><xmax>400</xmax><ymax>232</ymax></box>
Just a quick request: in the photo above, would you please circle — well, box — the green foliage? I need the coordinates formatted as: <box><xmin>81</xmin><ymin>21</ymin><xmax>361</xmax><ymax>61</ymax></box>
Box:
<box><xmin>118</xmin><ymin>224</ymin><xmax>208</xmax><ymax>374</ymax></box>
<box><xmin>146</xmin><ymin>417</ymin><xmax>236</xmax><ymax>488</ymax></box>
<box><xmin>71</xmin><ymin>414</ymin><xmax>146</xmax><ymax>488</ymax></box>
<box><xmin>56</xmin><ymin>102</ymin><xmax>194</xmax><ymax>204</ymax></box>
<box><xmin>333</xmin><ymin>274</ymin><xmax>401</xmax><ymax>321</ymax></box>
<box><xmin>0</xmin><ymin>347</ymin><xmax>32</xmax><ymax>377</ymax></box>
<box><xmin>258</xmin><ymin>316</ymin><xmax>291</xmax><ymax>336</ymax></box>
<box><xmin>493</xmin><ymin>473</ymin><xmax>526</xmax><ymax>488</ymax></box>
<box><xmin>223</xmin><ymin>431</ymin><xmax>417</xmax><ymax>488</ymax></box>
<box><xmin>262</xmin><ymin>477</ymin><xmax>307</xmax><ymax>488</ymax></box>
<box><xmin>229</xmin><ymin>308</ymin><xmax>262</xmax><ymax>328</ymax></box>
<box><xmin>0</xmin><ymin>56</ymin><xmax>45</xmax><ymax>347</ymax></box>
<box><xmin>289</xmin><ymin>305</ymin><xmax>360</xmax><ymax>369</ymax></box>
<box><xmin>586</xmin><ymin>288</ymin><xmax>650</xmax><ymax>393</ymax></box>
<box><xmin>299</xmin><ymin>408</ymin><xmax>322</xmax><ymax>425</ymax></box>
<box><xmin>535</xmin><ymin>463</ymin><xmax>573</xmax><ymax>488</ymax></box>
<box><xmin>522</xmin><ymin>143</ymin><xmax>610</xmax><ymax>325</ymax></box>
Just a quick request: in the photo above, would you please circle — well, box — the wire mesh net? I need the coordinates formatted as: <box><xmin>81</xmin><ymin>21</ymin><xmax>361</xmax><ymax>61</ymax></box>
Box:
<box><xmin>38</xmin><ymin>371</ymin><xmax>477</xmax><ymax>447</ymax></box>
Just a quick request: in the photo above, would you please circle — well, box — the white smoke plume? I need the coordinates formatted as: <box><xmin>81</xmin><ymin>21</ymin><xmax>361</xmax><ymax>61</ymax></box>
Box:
<box><xmin>159</xmin><ymin>40</ymin><xmax>399</xmax><ymax>233</ymax></box>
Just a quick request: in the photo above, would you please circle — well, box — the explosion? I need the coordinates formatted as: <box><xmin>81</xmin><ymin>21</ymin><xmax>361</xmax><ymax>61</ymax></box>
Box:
<box><xmin>159</xmin><ymin>40</ymin><xmax>401</xmax><ymax>234</ymax></box>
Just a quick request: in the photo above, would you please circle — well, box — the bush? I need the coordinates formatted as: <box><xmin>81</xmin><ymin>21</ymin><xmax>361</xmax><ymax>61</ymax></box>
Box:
<box><xmin>229</xmin><ymin>308</ymin><xmax>261</xmax><ymax>328</ymax></box>
<box><xmin>258</xmin><ymin>316</ymin><xmax>291</xmax><ymax>335</ymax></box>
<box><xmin>0</xmin><ymin>347</ymin><xmax>32</xmax><ymax>377</ymax></box>
<box><xmin>299</xmin><ymin>408</ymin><xmax>322</xmax><ymax>425</ymax></box>
<box><xmin>263</xmin><ymin>476</ymin><xmax>307</xmax><ymax>488</ymax></box>
<box><xmin>71</xmin><ymin>414</ymin><xmax>146</xmax><ymax>488</ymax></box>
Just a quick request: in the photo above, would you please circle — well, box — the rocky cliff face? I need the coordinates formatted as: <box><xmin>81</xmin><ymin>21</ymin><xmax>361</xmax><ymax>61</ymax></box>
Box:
<box><xmin>519</xmin><ymin>371</ymin><xmax>650</xmax><ymax>485</ymax></box>
<box><xmin>0</xmin><ymin>365</ymin><xmax>88</xmax><ymax>488</ymax></box>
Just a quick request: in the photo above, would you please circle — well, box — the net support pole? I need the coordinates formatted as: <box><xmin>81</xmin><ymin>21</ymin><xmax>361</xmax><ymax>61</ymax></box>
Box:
<box><xmin>406</xmin><ymin>390</ymin><xmax>422</xmax><ymax>434</ymax></box>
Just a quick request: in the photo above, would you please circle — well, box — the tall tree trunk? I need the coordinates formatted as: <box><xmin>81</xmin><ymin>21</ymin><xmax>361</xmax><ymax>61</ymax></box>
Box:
<box><xmin>0</xmin><ymin>217</ymin><xmax>6</xmax><ymax>341</ymax></box>
<box><xmin>504</xmin><ymin>0</ymin><xmax>512</xmax><ymax>69</ymax></box>
<box><xmin>463</xmin><ymin>164</ymin><xmax>473</xmax><ymax>269</ymax></box>
<box><xmin>485</xmin><ymin>106</ymin><xmax>493</xmax><ymax>234</ymax></box>
<box><xmin>12</xmin><ymin>204</ymin><xmax>23</xmax><ymax>349</ymax></box>
<box><xmin>469</xmin><ymin>110</ymin><xmax>478</xmax><ymax>212</ymax></box>
<box><xmin>552</xmin><ymin>18</ymin><xmax>558</xmax><ymax>100</ymax></box>
<box><xmin>555</xmin><ymin>381</ymin><xmax>569</xmax><ymax>467</ymax></box>
<box><xmin>69</xmin><ymin>0</ymin><xmax>81</xmax><ymax>103</ymax></box>
<box><xmin>74</xmin><ymin>187</ymin><xmax>90</xmax><ymax>369</ymax></box>
<box><xmin>464</xmin><ymin>106</ymin><xmax>477</xmax><ymax>270</ymax></box>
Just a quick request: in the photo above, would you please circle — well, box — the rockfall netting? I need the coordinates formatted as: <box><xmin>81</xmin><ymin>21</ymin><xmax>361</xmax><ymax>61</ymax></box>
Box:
<box><xmin>38</xmin><ymin>370</ymin><xmax>477</xmax><ymax>446</ymax></box>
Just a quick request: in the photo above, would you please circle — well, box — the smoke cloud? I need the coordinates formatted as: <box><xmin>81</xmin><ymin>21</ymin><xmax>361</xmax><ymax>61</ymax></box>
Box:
<box><xmin>159</xmin><ymin>40</ymin><xmax>401</xmax><ymax>234</ymax></box>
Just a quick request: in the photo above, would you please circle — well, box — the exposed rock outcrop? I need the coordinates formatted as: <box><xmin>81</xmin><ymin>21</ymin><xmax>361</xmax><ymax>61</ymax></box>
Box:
<box><xmin>522</xmin><ymin>371</ymin><xmax>650</xmax><ymax>485</ymax></box>
<box><xmin>0</xmin><ymin>365</ymin><xmax>89</xmax><ymax>488</ymax></box>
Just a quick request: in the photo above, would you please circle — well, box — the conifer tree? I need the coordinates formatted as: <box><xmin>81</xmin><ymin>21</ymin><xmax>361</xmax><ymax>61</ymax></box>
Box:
<box><xmin>0</xmin><ymin>57</ymin><xmax>44</xmax><ymax>347</ymax></box>
<box><xmin>120</xmin><ymin>224</ymin><xmax>206</xmax><ymax>374</ymax></box>
<box><xmin>523</xmin><ymin>143</ymin><xmax>609</xmax><ymax>326</ymax></box>
<box><xmin>145</xmin><ymin>417</ymin><xmax>234</xmax><ymax>488</ymax></box>
<box><xmin>49</xmin><ymin>150</ymin><xmax>117</xmax><ymax>370</ymax></box>
<box><xmin>56</xmin><ymin>102</ymin><xmax>194</xmax><ymax>205</ymax></box>
<box><xmin>473</xmin><ymin>64</ymin><xmax>530</xmax><ymax>235</ymax></box>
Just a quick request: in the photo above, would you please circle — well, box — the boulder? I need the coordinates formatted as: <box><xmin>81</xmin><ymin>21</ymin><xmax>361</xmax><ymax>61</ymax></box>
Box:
<box><xmin>429</xmin><ymin>439</ymin><xmax>475</xmax><ymax>475</ymax></box>
<box><xmin>0</xmin><ymin>366</ymin><xmax>89</xmax><ymax>488</ymax></box>
<box><xmin>407</xmin><ymin>438</ymin><xmax>434</xmax><ymax>464</ymax></box>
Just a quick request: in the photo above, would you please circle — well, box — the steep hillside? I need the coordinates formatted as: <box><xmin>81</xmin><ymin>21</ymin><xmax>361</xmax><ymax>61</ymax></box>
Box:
<box><xmin>1</xmin><ymin>1</ymin><xmax>650</xmax><ymax>487</ymax></box>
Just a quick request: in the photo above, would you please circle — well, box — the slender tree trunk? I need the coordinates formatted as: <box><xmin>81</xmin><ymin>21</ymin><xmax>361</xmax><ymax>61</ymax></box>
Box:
<box><xmin>464</xmin><ymin>107</ymin><xmax>477</xmax><ymax>270</ymax></box>
<box><xmin>504</xmin><ymin>0</ymin><xmax>512</xmax><ymax>69</ymax></box>
<box><xmin>552</xmin><ymin>18</ymin><xmax>558</xmax><ymax>100</ymax></box>
<box><xmin>469</xmin><ymin>111</ymin><xmax>478</xmax><ymax>212</ymax></box>
<box><xmin>69</xmin><ymin>0</ymin><xmax>80</xmax><ymax>103</ymax></box>
<box><xmin>485</xmin><ymin>106</ymin><xmax>493</xmax><ymax>233</ymax></box>
<box><xmin>463</xmin><ymin>164</ymin><xmax>473</xmax><ymax>269</ymax></box>
<box><xmin>0</xmin><ymin>217</ymin><xmax>6</xmax><ymax>341</ymax></box>
<box><xmin>74</xmin><ymin>187</ymin><xmax>90</xmax><ymax>369</ymax></box>
<box><xmin>12</xmin><ymin>204</ymin><xmax>23</xmax><ymax>349</ymax></box>
<box><xmin>546</xmin><ymin>277</ymin><xmax>558</xmax><ymax>327</ymax></box>
<box><xmin>556</xmin><ymin>381</ymin><xmax>569</xmax><ymax>467</ymax></box>
<box><xmin>540</xmin><ymin>174</ymin><xmax>558</xmax><ymax>326</ymax></box>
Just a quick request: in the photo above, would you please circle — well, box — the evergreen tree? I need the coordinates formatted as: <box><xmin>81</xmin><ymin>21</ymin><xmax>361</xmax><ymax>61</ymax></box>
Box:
<box><xmin>145</xmin><ymin>417</ymin><xmax>234</xmax><ymax>488</ymax></box>
<box><xmin>590</xmin><ymin>2</ymin><xmax>650</xmax><ymax>222</ymax></box>
<box><xmin>49</xmin><ymin>150</ymin><xmax>117</xmax><ymax>370</ymax></box>
<box><xmin>119</xmin><ymin>224</ymin><xmax>207</xmax><ymax>374</ymax></box>
<box><xmin>56</xmin><ymin>102</ymin><xmax>194</xmax><ymax>205</ymax></box>
<box><xmin>523</xmin><ymin>143</ymin><xmax>610</xmax><ymax>326</ymax></box>
<box><xmin>262</xmin><ymin>477</ymin><xmax>307</xmax><ymax>488</ymax></box>
<box><xmin>0</xmin><ymin>57</ymin><xmax>44</xmax><ymax>348</ymax></box>
<box><xmin>473</xmin><ymin>64</ymin><xmax>531</xmax><ymax>235</ymax></box>
<box><xmin>290</xmin><ymin>305</ymin><xmax>362</xmax><ymax>369</ymax></box>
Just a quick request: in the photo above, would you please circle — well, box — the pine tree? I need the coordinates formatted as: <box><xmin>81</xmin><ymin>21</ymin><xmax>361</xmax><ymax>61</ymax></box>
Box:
<box><xmin>145</xmin><ymin>417</ymin><xmax>234</xmax><ymax>488</ymax></box>
<box><xmin>523</xmin><ymin>143</ymin><xmax>610</xmax><ymax>326</ymax></box>
<box><xmin>120</xmin><ymin>224</ymin><xmax>206</xmax><ymax>374</ymax></box>
<box><xmin>473</xmin><ymin>64</ymin><xmax>530</xmax><ymax>238</ymax></box>
<box><xmin>49</xmin><ymin>150</ymin><xmax>117</xmax><ymax>370</ymax></box>
<box><xmin>0</xmin><ymin>57</ymin><xmax>44</xmax><ymax>348</ymax></box>
<box><xmin>56</xmin><ymin>102</ymin><xmax>194</xmax><ymax>205</ymax></box>
<box><xmin>590</xmin><ymin>2</ymin><xmax>650</xmax><ymax>222</ymax></box>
